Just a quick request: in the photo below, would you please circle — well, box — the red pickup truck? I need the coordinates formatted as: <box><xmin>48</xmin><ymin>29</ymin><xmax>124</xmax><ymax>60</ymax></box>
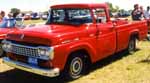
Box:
<box><xmin>2</xmin><ymin>3</ymin><xmax>147</xmax><ymax>80</ymax></box>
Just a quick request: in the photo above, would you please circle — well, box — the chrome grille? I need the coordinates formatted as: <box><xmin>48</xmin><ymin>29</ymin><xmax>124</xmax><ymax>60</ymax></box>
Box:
<box><xmin>11</xmin><ymin>44</ymin><xmax>39</xmax><ymax>57</ymax></box>
<box><xmin>2</xmin><ymin>40</ymin><xmax>53</xmax><ymax>60</ymax></box>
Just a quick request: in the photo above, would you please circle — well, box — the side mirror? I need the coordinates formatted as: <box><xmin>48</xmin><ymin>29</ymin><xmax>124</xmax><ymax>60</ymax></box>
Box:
<box><xmin>96</xmin><ymin>17</ymin><xmax>107</xmax><ymax>23</ymax></box>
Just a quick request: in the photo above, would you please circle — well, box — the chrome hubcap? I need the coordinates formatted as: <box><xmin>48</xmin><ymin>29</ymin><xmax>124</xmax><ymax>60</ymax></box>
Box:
<box><xmin>70</xmin><ymin>57</ymin><xmax>83</xmax><ymax>78</ymax></box>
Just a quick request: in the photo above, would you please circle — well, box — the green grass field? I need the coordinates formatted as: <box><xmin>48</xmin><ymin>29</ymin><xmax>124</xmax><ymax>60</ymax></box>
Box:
<box><xmin>24</xmin><ymin>19</ymin><xmax>46</xmax><ymax>25</ymax></box>
<box><xmin>70</xmin><ymin>41</ymin><xmax>150</xmax><ymax>83</ymax></box>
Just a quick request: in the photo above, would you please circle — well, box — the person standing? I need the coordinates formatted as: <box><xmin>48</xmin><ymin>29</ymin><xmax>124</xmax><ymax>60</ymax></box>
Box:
<box><xmin>0</xmin><ymin>12</ymin><xmax>16</xmax><ymax>28</ymax></box>
<box><xmin>131</xmin><ymin>4</ymin><xmax>143</xmax><ymax>21</ymax></box>
<box><xmin>140</xmin><ymin>6</ymin><xmax>145</xmax><ymax>20</ymax></box>
<box><xmin>7</xmin><ymin>13</ymin><xmax>16</xmax><ymax>27</ymax></box>
<box><xmin>0</xmin><ymin>11</ymin><xmax>7</xmax><ymax>28</ymax></box>
<box><xmin>144</xmin><ymin>6</ymin><xmax>150</xmax><ymax>36</ymax></box>
<box><xmin>144</xmin><ymin>6</ymin><xmax>150</xmax><ymax>20</ymax></box>
<box><xmin>0</xmin><ymin>11</ymin><xmax>7</xmax><ymax>21</ymax></box>
<box><xmin>0</xmin><ymin>15</ymin><xmax>2</xmax><ymax>22</ymax></box>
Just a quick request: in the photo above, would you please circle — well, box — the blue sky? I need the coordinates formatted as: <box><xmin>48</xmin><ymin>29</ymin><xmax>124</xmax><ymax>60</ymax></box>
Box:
<box><xmin>0</xmin><ymin>0</ymin><xmax>150</xmax><ymax>13</ymax></box>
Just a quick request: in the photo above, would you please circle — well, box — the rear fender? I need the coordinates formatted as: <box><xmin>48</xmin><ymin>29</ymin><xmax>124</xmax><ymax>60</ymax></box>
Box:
<box><xmin>129</xmin><ymin>29</ymin><xmax>139</xmax><ymax>39</ymax></box>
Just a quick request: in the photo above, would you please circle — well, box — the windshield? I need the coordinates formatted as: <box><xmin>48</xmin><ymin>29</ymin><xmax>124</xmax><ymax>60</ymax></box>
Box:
<box><xmin>46</xmin><ymin>9</ymin><xmax>92</xmax><ymax>25</ymax></box>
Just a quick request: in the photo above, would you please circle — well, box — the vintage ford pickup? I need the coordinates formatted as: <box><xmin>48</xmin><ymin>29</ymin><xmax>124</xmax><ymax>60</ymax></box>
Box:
<box><xmin>2</xmin><ymin>3</ymin><xmax>147</xmax><ymax>80</ymax></box>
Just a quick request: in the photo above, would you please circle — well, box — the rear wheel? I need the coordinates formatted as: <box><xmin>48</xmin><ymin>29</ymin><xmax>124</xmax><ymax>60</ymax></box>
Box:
<box><xmin>127</xmin><ymin>36</ymin><xmax>136</xmax><ymax>53</ymax></box>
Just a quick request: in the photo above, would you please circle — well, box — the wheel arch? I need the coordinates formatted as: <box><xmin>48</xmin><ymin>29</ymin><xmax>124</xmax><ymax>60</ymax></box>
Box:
<box><xmin>130</xmin><ymin>30</ymin><xmax>140</xmax><ymax>40</ymax></box>
<box><xmin>66</xmin><ymin>42</ymin><xmax>97</xmax><ymax>64</ymax></box>
<box><xmin>67</xmin><ymin>49</ymin><xmax>92</xmax><ymax>64</ymax></box>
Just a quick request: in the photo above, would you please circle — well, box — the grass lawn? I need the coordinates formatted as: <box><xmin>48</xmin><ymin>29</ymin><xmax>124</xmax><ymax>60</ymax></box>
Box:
<box><xmin>24</xmin><ymin>19</ymin><xmax>46</xmax><ymax>25</ymax></box>
<box><xmin>70</xmin><ymin>41</ymin><xmax>150</xmax><ymax>83</ymax></box>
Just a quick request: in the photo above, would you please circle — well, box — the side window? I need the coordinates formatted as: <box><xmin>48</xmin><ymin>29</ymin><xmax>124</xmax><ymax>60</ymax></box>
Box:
<box><xmin>93</xmin><ymin>8</ymin><xmax>107</xmax><ymax>23</ymax></box>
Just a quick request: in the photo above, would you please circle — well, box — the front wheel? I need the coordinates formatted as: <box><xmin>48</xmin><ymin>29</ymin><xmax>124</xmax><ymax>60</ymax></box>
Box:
<box><xmin>127</xmin><ymin>37</ymin><xmax>136</xmax><ymax>53</ymax></box>
<box><xmin>63</xmin><ymin>53</ymin><xmax>87</xmax><ymax>80</ymax></box>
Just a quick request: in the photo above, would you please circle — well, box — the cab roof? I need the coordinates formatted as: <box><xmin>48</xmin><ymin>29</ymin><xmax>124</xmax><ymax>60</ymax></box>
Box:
<box><xmin>51</xmin><ymin>3</ymin><xmax>108</xmax><ymax>9</ymax></box>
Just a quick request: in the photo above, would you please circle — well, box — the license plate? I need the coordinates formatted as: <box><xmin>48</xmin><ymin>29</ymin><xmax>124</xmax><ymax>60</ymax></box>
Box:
<box><xmin>28</xmin><ymin>57</ymin><xmax>38</xmax><ymax>65</ymax></box>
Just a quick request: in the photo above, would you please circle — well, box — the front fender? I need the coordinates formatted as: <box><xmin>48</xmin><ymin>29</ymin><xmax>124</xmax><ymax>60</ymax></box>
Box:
<box><xmin>51</xmin><ymin>41</ymin><xmax>97</xmax><ymax>71</ymax></box>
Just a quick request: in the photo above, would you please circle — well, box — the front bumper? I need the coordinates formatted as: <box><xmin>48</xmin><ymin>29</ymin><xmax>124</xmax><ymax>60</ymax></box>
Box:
<box><xmin>3</xmin><ymin>57</ymin><xmax>60</xmax><ymax>77</ymax></box>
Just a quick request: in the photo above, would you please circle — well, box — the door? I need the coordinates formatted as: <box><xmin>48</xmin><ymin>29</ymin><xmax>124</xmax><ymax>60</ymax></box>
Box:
<box><xmin>93</xmin><ymin>8</ymin><xmax>116</xmax><ymax>59</ymax></box>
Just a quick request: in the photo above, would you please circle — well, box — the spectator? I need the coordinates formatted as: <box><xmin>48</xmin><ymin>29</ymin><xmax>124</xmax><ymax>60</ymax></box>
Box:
<box><xmin>144</xmin><ymin>6</ymin><xmax>150</xmax><ymax>20</ymax></box>
<box><xmin>140</xmin><ymin>6</ymin><xmax>145</xmax><ymax>20</ymax></box>
<box><xmin>0</xmin><ymin>14</ymin><xmax>2</xmax><ymax>22</ymax></box>
<box><xmin>131</xmin><ymin>4</ymin><xmax>143</xmax><ymax>21</ymax></box>
<box><xmin>144</xmin><ymin>6</ymin><xmax>150</xmax><ymax>35</ymax></box>
<box><xmin>0</xmin><ymin>11</ymin><xmax>7</xmax><ymax>28</ymax></box>
<box><xmin>0</xmin><ymin>11</ymin><xmax>7</xmax><ymax>21</ymax></box>
<box><xmin>7</xmin><ymin>13</ymin><xmax>16</xmax><ymax>27</ymax></box>
<box><xmin>140</xmin><ymin>6</ymin><xmax>144</xmax><ymax>14</ymax></box>
<box><xmin>0</xmin><ymin>13</ymin><xmax>16</xmax><ymax>28</ymax></box>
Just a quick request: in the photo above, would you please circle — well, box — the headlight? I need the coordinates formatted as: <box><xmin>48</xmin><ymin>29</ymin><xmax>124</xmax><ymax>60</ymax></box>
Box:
<box><xmin>38</xmin><ymin>48</ymin><xmax>46</xmax><ymax>56</ymax></box>
<box><xmin>7</xmin><ymin>44</ymin><xmax>12</xmax><ymax>49</ymax></box>
<box><xmin>2</xmin><ymin>42</ymin><xmax>12</xmax><ymax>51</ymax></box>
<box><xmin>38</xmin><ymin>47</ymin><xmax>54</xmax><ymax>60</ymax></box>
<box><xmin>2</xmin><ymin>44</ymin><xmax>7</xmax><ymax>49</ymax></box>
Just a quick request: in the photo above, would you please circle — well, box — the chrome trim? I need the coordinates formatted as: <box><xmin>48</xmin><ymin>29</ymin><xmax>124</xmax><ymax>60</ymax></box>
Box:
<box><xmin>0</xmin><ymin>34</ymin><xmax>7</xmax><ymax>37</ymax></box>
<box><xmin>3</xmin><ymin>57</ymin><xmax>60</xmax><ymax>77</ymax></box>
<box><xmin>2</xmin><ymin>40</ymin><xmax>54</xmax><ymax>60</ymax></box>
<box><xmin>61</xmin><ymin>40</ymin><xmax>71</xmax><ymax>44</ymax></box>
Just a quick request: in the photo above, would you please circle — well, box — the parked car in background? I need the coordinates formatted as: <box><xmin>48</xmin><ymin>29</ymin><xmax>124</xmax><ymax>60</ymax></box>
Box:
<box><xmin>41</xmin><ymin>11</ymin><xmax>49</xmax><ymax>20</ymax></box>
<box><xmin>31</xmin><ymin>12</ymin><xmax>40</xmax><ymax>20</ymax></box>
<box><xmin>118</xmin><ymin>10</ymin><xmax>131</xmax><ymax>17</ymax></box>
<box><xmin>24</xmin><ymin>13</ymin><xmax>31</xmax><ymax>20</ymax></box>
<box><xmin>16</xmin><ymin>13</ymin><xmax>24</xmax><ymax>21</ymax></box>
<box><xmin>41</xmin><ymin>14</ymin><xmax>48</xmax><ymax>20</ymax></box>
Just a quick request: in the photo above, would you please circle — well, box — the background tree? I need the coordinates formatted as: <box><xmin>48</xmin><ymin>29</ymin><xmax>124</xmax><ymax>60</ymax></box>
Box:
<box><xmin>10</xmin><ymin>8</ymin><xmax>21</xmax><ymax>18</ymax></box>
<box><xmin>106</xmin><ymin>2</ymin><xmax>120</xmax><ymax>13</ymax></box>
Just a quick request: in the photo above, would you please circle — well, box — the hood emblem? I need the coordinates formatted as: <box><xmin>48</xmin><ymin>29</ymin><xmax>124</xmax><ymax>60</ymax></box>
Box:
<box><xmin>20</xmin><ymin>34</ymin><xmax>25</xmax><ymax>39</ymax></box>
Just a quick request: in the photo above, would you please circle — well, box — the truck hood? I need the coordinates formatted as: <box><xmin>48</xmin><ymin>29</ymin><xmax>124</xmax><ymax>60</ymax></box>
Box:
<box><xmin>0</xmin><ymin>28</ymin><xmax>11</xmax><ymax>34</ymax></box>
<box><xmin>23</xmin><ymin>24</ymin><xmax>79</xmax><ymax>34</ymax></box>
<box><xmin>6</xmin><ymin>24</ymin><xmax>87</xmax><ymax>45</ymax></box>
<box><xmin>0</xmin><ymin>28</ymin><xmax>17</xmax><ymax>39</ymax></box>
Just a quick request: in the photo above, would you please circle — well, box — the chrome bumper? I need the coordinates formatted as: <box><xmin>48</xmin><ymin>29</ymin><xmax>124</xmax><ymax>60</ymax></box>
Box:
<box><xmin>3</xmin><ymin>57</ymin><xmax>60</xmax><ymax>77</ymax></box>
